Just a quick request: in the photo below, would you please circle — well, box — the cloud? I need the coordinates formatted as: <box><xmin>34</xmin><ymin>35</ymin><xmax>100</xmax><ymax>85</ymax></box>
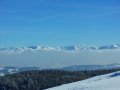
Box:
<box><xmin>0</xmin><ymin>48</ymin><xmax>120</xmax><ymax>68</ymax></box>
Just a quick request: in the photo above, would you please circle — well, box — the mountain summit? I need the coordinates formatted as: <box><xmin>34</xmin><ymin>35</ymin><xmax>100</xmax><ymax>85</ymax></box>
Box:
<box><xmin>0</xmin><ymin>44</ymin><xmax>120</xmax><ymax>53</ymax></box>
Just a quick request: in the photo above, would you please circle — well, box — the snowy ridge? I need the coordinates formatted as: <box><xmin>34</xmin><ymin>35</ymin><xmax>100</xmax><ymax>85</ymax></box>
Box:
<box><xmin>0</xmin><ymin>44</ymin><xmax>120</xmax><ymax>53</ymax></box>
<box><xmin>60</xmin><ymin>63</ymin><xmax>120</xmax><ymax>71</ymax></box>
<box><xmin>0</xmin><ymin>64</ymin><xmax>120</xmax><ymax>76</ymax></box>
<box><xmin>46</xmin><ymin>71</ymin><xmax>120</xmax><ymax>90</ymax></box>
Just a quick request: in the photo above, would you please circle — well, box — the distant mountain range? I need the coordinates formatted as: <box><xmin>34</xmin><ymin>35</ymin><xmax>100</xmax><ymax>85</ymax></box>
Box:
<box><xmin>0</xmin><ymin>44</ymin><xmax>120</xmax><ymax>53</ymax></box>
<box><xmin>1</xmin><ymin>63</ymin><xmax>120</xmax><ymax>76</ymax></box>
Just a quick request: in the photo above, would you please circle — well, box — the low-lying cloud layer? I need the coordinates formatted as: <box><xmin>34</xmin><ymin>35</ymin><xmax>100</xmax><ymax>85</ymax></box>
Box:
<box><xmin>0</xmin><ymin>45</ymin><xmax>120</xmax><ymax>68</ymax></box>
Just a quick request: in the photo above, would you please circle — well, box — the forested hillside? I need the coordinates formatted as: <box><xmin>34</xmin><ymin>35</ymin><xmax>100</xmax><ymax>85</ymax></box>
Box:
<box><xmin>0</xmin><ymin>69</ymin><xmax>120</xmax><ymax>90</ymax></box>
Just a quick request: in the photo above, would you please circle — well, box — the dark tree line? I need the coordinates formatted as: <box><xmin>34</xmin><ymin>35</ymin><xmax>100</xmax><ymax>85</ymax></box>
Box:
<box><xmin>0</xmin><ymin>68</ymin><xmax>120</xmax><ymax>90</ymax></box>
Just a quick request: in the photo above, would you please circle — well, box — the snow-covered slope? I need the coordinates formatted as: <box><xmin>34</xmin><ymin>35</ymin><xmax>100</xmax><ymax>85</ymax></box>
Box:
<box><xmin>46</xmin><ymin>71</ymin><xmax>120</xmax><ymax>90</ymax></box>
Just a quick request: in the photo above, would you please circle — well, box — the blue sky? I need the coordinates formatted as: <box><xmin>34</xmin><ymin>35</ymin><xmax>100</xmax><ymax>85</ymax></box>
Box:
<box><xmin>0</xmin><ymin>0</ymin><xmax>120</xmax><ymax>48</ymax></box>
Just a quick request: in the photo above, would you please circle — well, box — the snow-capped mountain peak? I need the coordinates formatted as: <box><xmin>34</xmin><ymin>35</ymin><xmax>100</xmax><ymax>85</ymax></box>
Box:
<box><xmin>0</xmin><ymin>44</ymin><xmax>120</xmax><ymax>53</ymax></box>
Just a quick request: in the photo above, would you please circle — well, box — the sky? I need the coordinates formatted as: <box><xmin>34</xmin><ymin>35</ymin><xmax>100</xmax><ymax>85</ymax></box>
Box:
<box><xmin>0</xmin><ymin>0</ymin><xmax>120</xmax><ymax>48</ymax></box>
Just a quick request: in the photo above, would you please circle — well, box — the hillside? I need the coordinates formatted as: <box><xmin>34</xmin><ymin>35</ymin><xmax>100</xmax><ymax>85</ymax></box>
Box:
<box><xmin>0</xmin><ymin>69</ymin><xmax>120</xmax><ymax>90</ymax></box>
<box><xmin>47</xmin><ymin>71</ymin><xmax>120</xmax><ymax>90</ymax></box>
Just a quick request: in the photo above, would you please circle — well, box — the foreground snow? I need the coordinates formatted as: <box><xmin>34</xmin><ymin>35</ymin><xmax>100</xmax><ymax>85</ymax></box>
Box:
<box><xmin>46</xmin><ymin>71</ymin><xmax>120</xmax><ymax>90</ymax></box>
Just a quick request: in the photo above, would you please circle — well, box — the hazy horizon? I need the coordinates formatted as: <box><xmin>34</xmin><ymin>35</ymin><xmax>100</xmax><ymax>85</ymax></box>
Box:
<box><xmin>0</xmin><ymin>47</ymin><xmax>120</xmax><ymax>68</ymax></box>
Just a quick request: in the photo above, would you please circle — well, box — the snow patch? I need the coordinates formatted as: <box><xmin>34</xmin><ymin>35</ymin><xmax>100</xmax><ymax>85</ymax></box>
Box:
<box><xmin>0</xmin><ymin>73</ymin><xmax>4</xmax><ymax>76</ymax></box>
